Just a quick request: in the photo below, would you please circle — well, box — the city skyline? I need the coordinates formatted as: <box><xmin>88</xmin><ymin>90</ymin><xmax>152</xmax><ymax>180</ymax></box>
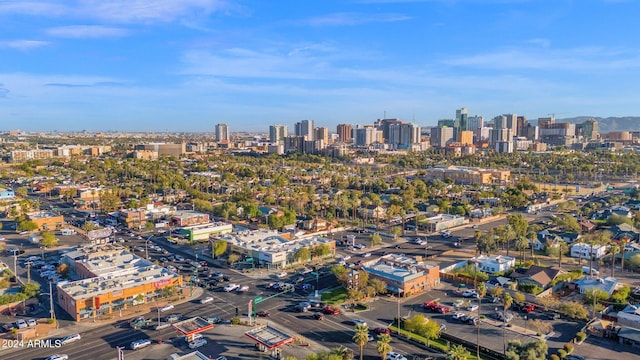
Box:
<box><xmin>1</xmin><ymin>0</ymin><xmax>640</xmax><ymax>132</ymax></box>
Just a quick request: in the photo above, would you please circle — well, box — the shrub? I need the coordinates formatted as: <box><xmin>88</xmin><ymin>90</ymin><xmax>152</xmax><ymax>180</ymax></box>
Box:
<box><xmin>517</xmin><ymin>283</ymin><xmax>543</xmax><ymax>295</ymax></box>
<box><xmin>550</xmin><ymin>355</ymin><xmax>560</xmax><ymax>360</ymax></box>
<box><xmin>557</xmin><ymin>349</ymin><xmax>567</xmax><ymax>358</ymax></box>
<box><xmin>230</xmin><ymin>317</ymin><xmax>241</xmax><ymax>325</ymax></box>
<box><xmin>575</xmin><ymin>332</ymin><xmax>586</xmax><ymax>342</ymax></box>
<box><xmin>564</xmin><ymin>343</ymin><xmax>574</xmax><ymax>354</ymax></box>
<box><xmin>46</xmin><ymin>318</ymin><xmax>55</xmax><ymax>324</ymax></box>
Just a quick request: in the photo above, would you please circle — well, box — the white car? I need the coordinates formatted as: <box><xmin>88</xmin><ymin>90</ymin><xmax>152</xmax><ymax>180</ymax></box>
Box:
<box><xmin>60</xmin><ymin>333</ymin><xmax>81</xmax><ymax>345</ymax></box>
<box><xmin>200</xmin><ymin>296</ymin><xmax>214</xmax><ymax>304</ymax></box>
<box><xmin>45</xmin><ymin>355</ymin><xmax>69</xmax><ymax>360</ymax></box>
<box><xmin>462</xmin><ymin>290</ymin><xmax>479</xmax><ymax>298</ymax></box>
<box><xmin>386</xmin><ymin>352</ymin><xmax>408</xmax><ymax>360</ymax></box>
<box><xmin>468</xmin><ymin>305</ymin><xmax>479</xmax><ymax>312</ymax></box>
<box><xmin>224</xmin><ymin>284</ymin><xmax>240</xmax><ymax>292</ymax></box>
<box><xmin>130</xmin><ymin>338</ymin><xmax>152</xmax><ymax>350</ymax></box>
<box><xmin>351</xmin><ymin>319</ymin><xmax>368</xmax><ymax>327</ymax></box>
<box><xmin>362</xmin><ymin>252</ymin><xmax>372</xmax><ymax>258</ymax></box>
<box><xmin>343</xmin><ymin>255</ymin><xmax>352</xmax><ymax>261</ymax></box>
<box><xmin>189</xmin><ymin>338</ymin><xmax>207</xmax><ymax>349</ymax></box>
<box><xmin>160</xmin><ymin>304</ymin><xmax>174</xmax><ymax>312</ymax></box>
<box><xmin>277</xmin><ymin>272</ymin><xmax>287</xmax><ymax>278</ymax></box>
<box><xmin>452</xmin><ymin>312</ymin><xmax>466</xmax><ymax>320</ymax></box>
<box><xmin>236</xmin><ymin>285</ymin><xmax>249</xmax><ymax>292</ymax></box>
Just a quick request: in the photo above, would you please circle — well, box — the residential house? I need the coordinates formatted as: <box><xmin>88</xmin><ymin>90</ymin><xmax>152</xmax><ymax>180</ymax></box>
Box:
<box><xmin>612</xmin><ymin>223</ymin><xmax>640</xmax><ymax>242</ymax></box>
<box><xmin>617</xmin><ymin>304</ymin><xmax>640</xmax><ymax>329</ymax></box>
<box><xmin>580</xmin><ymin>220</ymin><xmax>597</xmax><ymax>234</ymax></box>
<box><xmin>357</xmin><ymin>205</ymin><xmax>386</xmax><ymax>219</ymax></box>
<box><xmin>571</xmin><ymin>242</ymin><xmax>609</xmax><ymax>260</ymax></box>
<box><xmin>574</xmin><ymin>276</ymin><xmax>619</xmax><ymax>295</ymax></box>
<box><xmin>0</xmin><ymin>188</ymin><xmax>15</xmax><ymax>200</ymax></box>
<box><xmin>471</xmin><ymin>254</ymin><xmax>516</xmax><ymax>274</ymax></box>
<box><xmin>510</xmin><ymin>265</ymin><xmax>563</xmax><ymax>289</ymax></box>
<box><xmin>533</xmin><ymin>230</ymin><xmax>563</xmax><ymax>251</ymax></box>
<box><xmin>610</xmin><ymin>206</ymin><xmax>633</xmax><ymax>218</ymax></box>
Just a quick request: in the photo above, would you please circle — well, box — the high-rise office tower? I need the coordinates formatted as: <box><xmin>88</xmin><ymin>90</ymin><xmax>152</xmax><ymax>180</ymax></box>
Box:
<box><xmin>504</xmin><ymin>114</ymin><xmax>518</xmax><ymax>136</ymax></box>
<box><xmin>315</xmin><ymin>127</ymin><xmax>329</xmax><ymax>144</ymax></box>
<box><xmin>456</xmin><ymin>108</ymin><xmax>469</xmax><ymax>131</ymax></box>
<box><xmin>269</xmin><ymin>125</ymin><xmax>288</xmax><ymax>143</ymax></box>
<box><xmin>354</xmin><ymin>126</ymin><xmax>378</xmax><ymax>146</ymax></box>
<box><xmin>516</xmin><ymin>116</ymin><xmax>528</xmax><ymax>137</ymax></box>
<box><xmin>467</xmin><ymin>115</ymin><xmax>483</xmax><ymax>132</ymax></box>
<box><xmin>295</xmin><ymin>120</ymin><xmax>315</xmax><ymax>141</ymax></box>
<box><xmin>374</xmin><ymin>118</ymin><xmax>403</xmax><ymax>143</ymax></box>
<box><xmin>337</xmin><ymin>124</ymin><xmax>353</xmax><ymax>142</ymax></box>
<box><xmin>430</xmin><ymin>126</ymin><xmax>454</xmax><ymax>148</ymax></box>
<box><xmin>215</xmin><ymin>123</ymin><xmax>229</xmax><ymax>142</ymax></box>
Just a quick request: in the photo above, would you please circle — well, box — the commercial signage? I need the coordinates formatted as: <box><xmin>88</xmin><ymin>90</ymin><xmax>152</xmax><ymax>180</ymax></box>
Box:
<box><xmin>154</xmin><ymin>279</ymin><xmax>171</xmax><ymax>287</ymax></box>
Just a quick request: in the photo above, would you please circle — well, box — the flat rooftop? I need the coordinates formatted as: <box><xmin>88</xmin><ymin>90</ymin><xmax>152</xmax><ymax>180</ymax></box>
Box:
<box><xmin>79</xmin><ymin>251</ymin><xmax>155</xmax><ymax>277</ymax></box>
<box><xmin>172</xmin><ymin>317</ymin><xmax>214</xmax><ymax>335</ymax></box>
<box><xmin>245</xmin><ymin>325</ymin><xmax>295</xmax><ymax>349</ymax></box>
<box><xmin>218</xmin><ymin>229</ymin><xmax>333</xmax><ymax>254</ymax></box>
<box><xmin>26</xmin><ymin>211</ymin><xmax>61</xmax><ymax>219</ymax></box>
<box><xmin>58</xmin><ymin>263</ymin><xmax>179</xmax><ymax>300</ymax></box>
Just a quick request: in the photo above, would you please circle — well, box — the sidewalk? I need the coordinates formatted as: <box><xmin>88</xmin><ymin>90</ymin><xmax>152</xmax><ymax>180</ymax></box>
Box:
<box><xmin>44</xmin><ymin>286</ymin><xmax>205</xmax><ymax>339</ymax></box>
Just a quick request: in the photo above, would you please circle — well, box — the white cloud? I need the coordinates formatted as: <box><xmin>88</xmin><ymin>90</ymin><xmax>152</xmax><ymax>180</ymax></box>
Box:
<box><xmin>444</xmin><ymin>46</ymin><xmax>640</xmax><ymax>71</ymax></box>
<box><xmin>46</xmin><ymin>25</ymin><xmax>130</xmax><ymax>38</ymax></box>
<box><xmin>300</xmin><ymin>12</ymin><xmax>412</xmax><ymax>27</ymax></box>
<box><xmin>0</xmin><ymin>40</ymin><xmax>50</xmax><ymax>50</ymax></box>
<box><xmin>0</xmin><ymin>0</ymin><xmax>235</xmax><ymax>24</ymax></box>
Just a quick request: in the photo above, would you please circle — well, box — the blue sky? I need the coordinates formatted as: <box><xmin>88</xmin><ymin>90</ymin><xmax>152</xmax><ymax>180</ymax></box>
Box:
<box><xmin>1</xmin><ymin>0</ymin><xmax>639</xmax><ymax>132</ymax></box>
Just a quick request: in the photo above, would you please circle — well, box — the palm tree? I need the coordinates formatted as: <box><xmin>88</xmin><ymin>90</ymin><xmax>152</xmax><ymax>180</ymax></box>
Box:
<box><xmin>515</xmin><ymin>236</ymin><xmax>529</xmax><ymax>265</ymax></box>
<box><xmin>620</xmin><ymin>238</ymin><xmax>629</xmax><ymax>273</ymax></box>
<box><xmin>330</xmin><ymin>345</ymin><xmax>354</xmax><ymax>360</ymax></box>
<box><xmin>609</xmin><ymin>242</ymin><xmax>620</xmax><ymax>278</ymax></box>
<box><xmin>376</xmin><ymin>334</ymin><xmax>392</xmax><ymax>360</ymax></box>
<box><xmin>447</xmin><ymin>344</ymin><xmax>471</xmax><ymax>360</ymax></box>
<box><xmin>557</xmin><ymin>241</ymin><xmax>568</xmax><ymax>269</ymax></box>
<box><xmin>353</xmin><ymin>324</ymin><xmax>369</xmax><ymax>360</ymax></box>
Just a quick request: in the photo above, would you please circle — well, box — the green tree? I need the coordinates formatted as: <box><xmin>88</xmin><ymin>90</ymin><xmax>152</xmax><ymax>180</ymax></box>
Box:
<box><xmin>17</xmin><ymin>220</ymin><xmax>38</xmax><ymax>232</ymax></box>
<box><xmin>41</xmin><ymin>231</ymin><xmax>59</xmax><ymax>248</ymax></box>
<box><xmin>369</xmin><ymin>233</ymin><xmax>382</xmax><ymax>248</ymax></box>
<box><xmin>294</xmin><ymin>247</ymin><xmax>311</xmax><ymax>263</ymax></box>
<box><xmin>353</xmin><ymin>324</ymin><xmax>369</xmax><ymax>360</ymax></box>
<box><xmin>369</xmin><ymin>278</ymin><xmax>388</xmax><ymax>295</ymax></box>
<box><xmin>376</xmin><ymin>334</ymin><xmax>392</xmax><ymax>360</ymax></box>
<box><xmin>513</xmin><ymin>292</ymin><xmax>526</xmax><ymax>305</ymax></box>
<box><xmin>390</xmin><ymin>226</ymin><xmax>402</xmax><ymax>241</ymax></box>
<box><xmin>20</xmin><ymin>282</ymin><xmax>40</xmax><ymax>298</ymax></box>
<box><xmin>558</xmin><ymin>301</ymin><xmax>589</xmax><ymax>320</ymax></box>
<box><xmin>585</xmin><ymin>288</ymin><xmax>609</xmax><ymax>304</ymax></box>
<box><xmin>331</xmin><ymin>265</ymin><xmax>349</xmax><ymax>286</ymax></box>
<box><xmin>213</xmin><ymin>240</ymin><xmax>228</xmax><ymax>257</ymax></box>
<box><xmin>228</xmin><ymin>253</ymin><xmax>240</xmax><ymax>265</ymax></box>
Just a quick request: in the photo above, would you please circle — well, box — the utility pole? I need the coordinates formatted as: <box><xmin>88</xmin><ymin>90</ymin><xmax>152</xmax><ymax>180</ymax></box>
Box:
<box><xmin>27</xmin><ymin>263</ymin><xmax>30</xmax><ymax>284</ymax></box>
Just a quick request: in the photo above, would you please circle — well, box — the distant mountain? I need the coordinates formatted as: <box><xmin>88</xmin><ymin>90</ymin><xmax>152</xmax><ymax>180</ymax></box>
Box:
<box><xmin>556</xmin><ymin>116</ymin><xmax>640</xmax><ymax>133</ymax></box>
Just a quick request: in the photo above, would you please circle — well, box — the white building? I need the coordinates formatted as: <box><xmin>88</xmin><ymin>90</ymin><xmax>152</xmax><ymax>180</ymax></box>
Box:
<box><xmin>471</xmin><ymin>254</ymin><xmax>516</xmax><ymax>274</ymax></box>
<box><xmin>570</xmin><ymin>243</ymin><xmax>609</xmax><ymax>260</ymax></box>
<box><xmin>217</xmin><ymin>229</ymin><xmax>336</xmax><ymax>269</ymax></box>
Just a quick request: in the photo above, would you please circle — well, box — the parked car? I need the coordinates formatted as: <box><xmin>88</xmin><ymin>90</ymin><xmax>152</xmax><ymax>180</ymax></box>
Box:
<box><xmin>206</xmin><ymin>316</ymin><xmax>223</xmax><ymax>324</ymax></box>
<box><xmin>15</xmin><ymin>319</ymin><xmax>27</xmax><ymax>329</ymax></box>
<box><xmin>2</xmin><ymin>323</ymin><xmax>16</xmax><ymax>332</ymax></box>
<box><xmin>313</xmin><ymin>313</ymin><xmax>325</xmax><ymax>320</ymax></box>
<box><xmin>462</xmin><ymin>290</ymin><xmax>479</xmax><ymax>298</ymax></box>
<box><xmin>467</xmin><ymin>305</ymin><xmax>479</xmax><ymax>312</ymax></box>
<box><xmin>452</xmin><ymin>312</ymin><xmax>466</xmax><ymax>320</ymax></box>
<box><xmin>189</xmin><ymin>338</ymin><xmax>207</xmax><ymax>349</ymax></box>
<box><xmin>496</xmin><ymin>312</ymin><xmax>514</xmax><ymax>323</ymax></box>
<box><xmin>256</xmin><ymin>311</ymin><xmax>270</xmax><ymax>317</ymax></box>
<box><xmin>164</xmin><ymin>314</ymin><xmax>182</xmax><ymax>323</ymax></box>
<box><xmin>277</xmin><ymin>272</ymin><xmax>288</xmax><ymax>278</ymax></box>
<box><xmin>26</xmin><ymin>318</ymin><xmax>37</xmax><ymax>327</ymax></box>
<box><xmin>236</xmin><ymin>285</ymin><xmax>249</xmax><ymax>292</ymax></box>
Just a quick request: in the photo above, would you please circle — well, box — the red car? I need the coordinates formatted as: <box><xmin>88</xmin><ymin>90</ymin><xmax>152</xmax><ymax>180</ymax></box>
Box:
<box><xmin>373</xmin><ymin>327</ymin><xmax>390</xmax><ymax>335</ymax></box>
<box><xmin>422</xmin><ymin>301</ymin><xmax>437</xmax><ymax>311</ymax></box>
<box><xmin>434</xmin><ymin>305</ymin><xmax>451</xmax><ymax>314</ymax></box>
<box><xmin>521</xmin><ymin>305</ymin><xmax>535</xmax><ymax>313</ymax></box>
<box><xmin>322</xmin><ymin>306</ymin><xmax>340</xmax><ymax>315</ymax></box>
